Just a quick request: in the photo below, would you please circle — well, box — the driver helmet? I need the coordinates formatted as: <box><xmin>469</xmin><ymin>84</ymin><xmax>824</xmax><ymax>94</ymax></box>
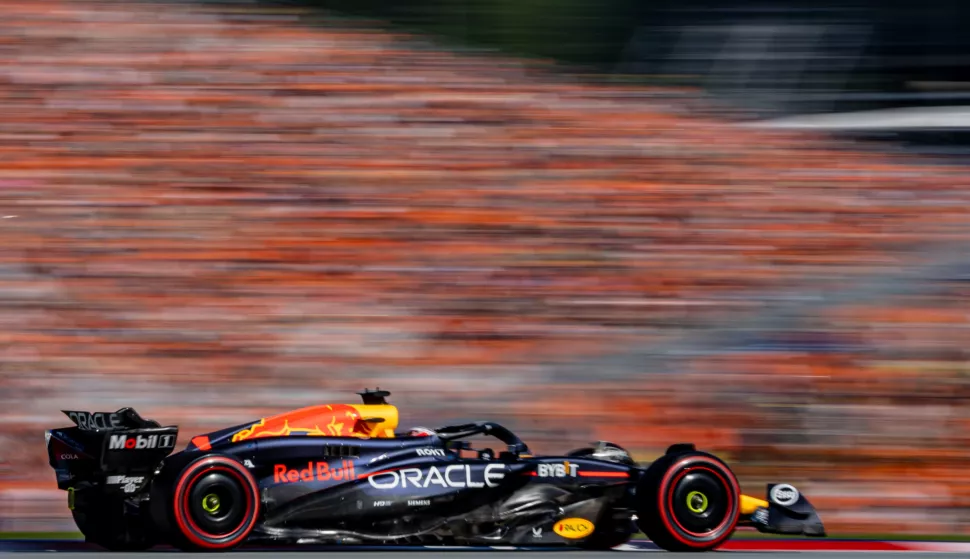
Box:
<box><xmin>407</xmin><ymin>426</ymin><xmax>437</xmax><ymax>437</ymax></box>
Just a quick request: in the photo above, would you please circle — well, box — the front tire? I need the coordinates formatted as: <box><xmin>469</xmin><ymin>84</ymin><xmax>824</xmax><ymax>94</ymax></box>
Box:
<box><xmin>168</xmin><ymin>455</ymin><xmax>260</xmax><ymax>552</ymax></box>
<box><xmin>636</xmin><ymin>451</ymin><xmax>740</xmax><ymax>552</ymax></box>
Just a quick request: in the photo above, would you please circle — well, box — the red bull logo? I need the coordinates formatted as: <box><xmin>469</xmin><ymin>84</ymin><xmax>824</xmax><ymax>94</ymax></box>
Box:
<box><xmin>232</xmin><ymin>404</ymin><xmax>359</xmax><ymax>443</ymax></box>
<box><xmin>274</xmin><ymin>460</ymin><xmax>357</xmax><ymax>483</ymax></box>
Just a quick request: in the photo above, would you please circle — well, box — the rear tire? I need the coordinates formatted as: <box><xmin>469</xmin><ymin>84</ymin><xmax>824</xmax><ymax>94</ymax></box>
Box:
<box><xmin>636</xmin><ymin>451</ymin><xmax>740</xmax><ymax>552</ymax></box>
<box><xmin>167</xmin><ymin>455</ymin><xmax>260</xmax><ymax>552</ymax></box>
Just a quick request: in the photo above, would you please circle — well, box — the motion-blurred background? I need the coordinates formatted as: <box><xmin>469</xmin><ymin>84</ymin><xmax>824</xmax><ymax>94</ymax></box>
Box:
<box><xmin>1</xmin><ymin>0</ymin><xmax>969</xmax><ymax>536</ymax></box>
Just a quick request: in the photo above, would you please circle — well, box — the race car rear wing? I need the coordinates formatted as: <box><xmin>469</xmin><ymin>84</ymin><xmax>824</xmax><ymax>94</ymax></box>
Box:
<box><xmin>47</xmin><ymin>407</ymin><xmax>179</xmax><ymax>492</ymax></box>
<box><xmin>62</xmin><ymin>407</ymin><xmax>163</xmax><ymax>431</ymax></box>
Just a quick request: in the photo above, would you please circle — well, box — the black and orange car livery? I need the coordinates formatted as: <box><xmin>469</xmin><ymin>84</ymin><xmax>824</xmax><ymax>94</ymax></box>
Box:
<box><xmin>45</xmin><ymin>389</ymin><xmax>824</xmax><ymax>552</ymax></box>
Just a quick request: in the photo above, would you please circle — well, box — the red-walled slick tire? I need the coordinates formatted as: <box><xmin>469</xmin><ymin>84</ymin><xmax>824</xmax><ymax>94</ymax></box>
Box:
<box><xmin>636</xmin><ymin>451</ymin><xmax>741</xmax><ymax>552</ymax></box>
<box><xmin>169</xmin><ymin>455</ymin><xmax>260</xmax><ymax>552</ymax></box>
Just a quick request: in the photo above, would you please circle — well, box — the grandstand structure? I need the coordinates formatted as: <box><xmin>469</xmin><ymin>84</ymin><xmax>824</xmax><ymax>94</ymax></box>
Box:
<box><xmin>0</xmin><ymin>0</ymin><xmax>968</xmax><ymax>534</ymax></box>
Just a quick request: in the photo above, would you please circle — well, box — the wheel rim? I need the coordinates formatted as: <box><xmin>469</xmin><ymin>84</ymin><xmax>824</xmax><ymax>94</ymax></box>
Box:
<box><xmin>186</xmin><ymin>472</ymin><xmax>245</xmax><ymax>537</ymax></box>
<box><xmin>202</xmin><ymin>493</ymin><xmax>221</xmax><ymax>514</ymax></box>
<box><xmin>686</xmin><ymin>490</ymin><xmax>708</xmax><ymax>514</ymax></box>
<box><xmin>670</xmin><ymin>469</ymin><xmax>730</xmax><ymax>535</ymax></box>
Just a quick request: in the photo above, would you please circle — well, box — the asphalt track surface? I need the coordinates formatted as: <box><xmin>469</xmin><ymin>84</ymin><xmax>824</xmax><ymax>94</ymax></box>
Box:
<box><xmin>2</xmin><ymin>538</ymin><xmax>968</xmax><ymax>558</ymax></box>
<box><xmin>0</xmin><ymin>552</ymin><xmax>958</xmax><ymax>559</ymax></box>
<box><xmin>5</xmin><ymin>538</ymin><xmax>970</xmax><ymax>557</ymax></box>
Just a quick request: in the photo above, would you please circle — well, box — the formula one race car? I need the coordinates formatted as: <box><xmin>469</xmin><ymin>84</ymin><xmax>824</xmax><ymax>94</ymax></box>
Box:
<box><xmin>45</xmin><ymin>389</ymin><xmax>825</xmax><ymax>552</ymax></box>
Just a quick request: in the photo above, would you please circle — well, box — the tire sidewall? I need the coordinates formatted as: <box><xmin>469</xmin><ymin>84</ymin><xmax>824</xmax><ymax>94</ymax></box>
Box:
<box><xmin>170</xmin><ymin>454</ymin><xmax>260</xmax><ymax>551</ymax></box>
<box><xmin>637</xmin><ymin>451</ymin><xmax>741</xmax><ymax>552</ymax></box>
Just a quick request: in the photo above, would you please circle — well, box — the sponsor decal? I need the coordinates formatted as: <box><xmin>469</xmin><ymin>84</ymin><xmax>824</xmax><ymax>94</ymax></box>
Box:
<box><xmin>369</xmin><ymin>453</ymin><xmax>389</xmax><ymax>464</ymax></box>
<box><xmin>49</xmin><ymin>431</ymin><xmax>86</xmax><ymax>455</ymax></box>
<box><xmin>537</xmin><ymin>461</ymin><xmax>578</xmax><ymax>478</ymax></box>
<box><xmin>372</xmin><ymin>500</ymin><xmax>392</xmax><ymax>507</ymax></box>
<box><xmin>53</xmin><ymin>430</ymin><xmax>85</xmax><ymax>452</ymax></box>
<box><xmin>274</xmin><ymin>460</ymin><xmax>357</xmax><ymax>483</ymax></box>
<box><xmin>769</xmin><ymin>484</ymin><xmax>800</xmax><ymax>506</ymax></box>
<box><xmin>532</xmin><ymin>527</ymin><xmax>543</xmax><ymax>539</ymax></box>
<box><xmin>416</xmin><ymin>448</ymin><xmax>446</xmax><ymax>457</ymax></box>
<box><xmin>108</xmin><ymin>433</ymin><xmax>176</xmax><ymax>450</ymax></box>
<box><xmin>367</xmin><ymin>464</ymin><xmax>506</xmax><ymax>490</ymax></box>
<box><xmin>243</xmin><ymin>459</ymin><xmax>255</xmax><ymax>469</ymax></box>
<box><xmin>554</xmin><ymin>518</ymin><xmax>594</xmax><ymax>539</ymax></box>
<box><xmin>64</xmin><ymin>411</ymin><xmax>122</xmax><ymax>431</ymax></box>
<box><xmin>407</xmin><ymin>499</ymin><xmax>431</xmax><ymax>507</ymax></box>
<box><xmin>752</xmin><ymin>507</ymin><xmax>769</xmax><ymax>524</ymax></box>
<box><xmin>107</xmin><ymin>475</ymin><xmax>145</xmax><ymax>494</ymax></box>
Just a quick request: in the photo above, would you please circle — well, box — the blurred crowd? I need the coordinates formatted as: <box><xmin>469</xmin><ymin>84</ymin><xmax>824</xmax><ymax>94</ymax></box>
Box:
<box><xmin>1</xmin><ymin>0</ymin><xmax>969</xmax><ymax>535</ymax></box>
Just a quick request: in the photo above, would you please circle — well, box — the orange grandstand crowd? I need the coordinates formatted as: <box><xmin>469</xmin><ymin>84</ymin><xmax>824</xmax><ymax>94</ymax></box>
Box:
<box><xmin>0</xmin><ymin>0</ymin><xmax>969</xmax><ymax>535</ymax></box>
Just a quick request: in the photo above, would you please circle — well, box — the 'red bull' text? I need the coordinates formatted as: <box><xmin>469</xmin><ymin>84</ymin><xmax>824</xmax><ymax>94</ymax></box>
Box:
<box><xmin>274</xmin><ymin>460</ymin><xmax>357</xmax><ymax>483</ymax></box>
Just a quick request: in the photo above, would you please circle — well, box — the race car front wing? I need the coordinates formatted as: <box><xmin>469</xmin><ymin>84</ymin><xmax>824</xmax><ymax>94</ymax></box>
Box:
<box><xmin>739</xmin><ymin>483</ymin><xmax>826</xmax><ymax>537</ymax></box>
